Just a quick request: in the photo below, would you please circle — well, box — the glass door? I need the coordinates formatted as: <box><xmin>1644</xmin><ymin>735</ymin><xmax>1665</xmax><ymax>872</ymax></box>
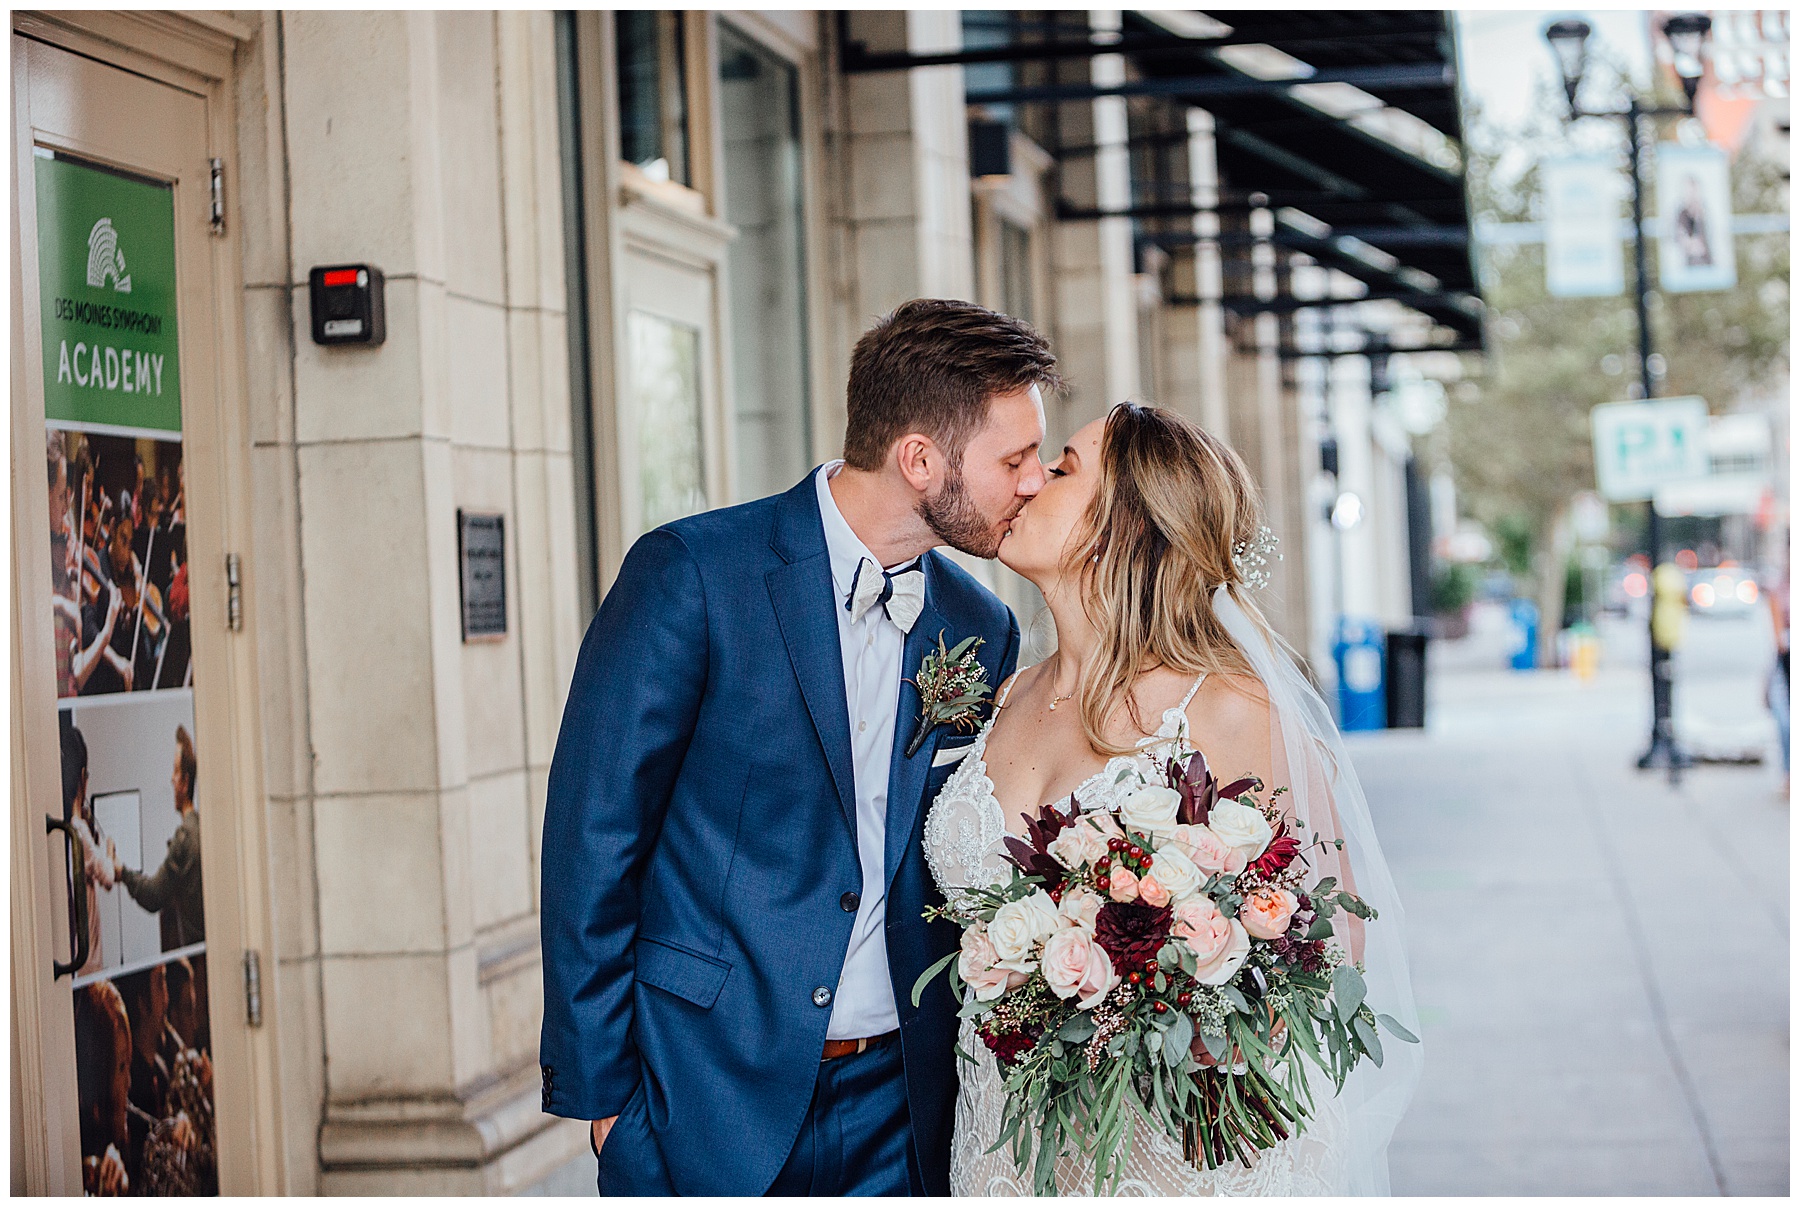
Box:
<box><xmin>13</xmin><ymin>31</ymin><xmax>254</xmax><ymax>1195</ymax></box>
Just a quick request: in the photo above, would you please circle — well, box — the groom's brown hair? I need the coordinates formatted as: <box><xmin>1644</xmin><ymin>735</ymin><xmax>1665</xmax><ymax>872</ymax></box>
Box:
<box><xmin>843</xmin><ymin>299</ymin><xmax>1061</xmax><ymax>472</ymax></box>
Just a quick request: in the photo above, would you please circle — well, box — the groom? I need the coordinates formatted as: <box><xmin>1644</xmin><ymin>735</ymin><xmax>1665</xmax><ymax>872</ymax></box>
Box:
<box><xmin>539</xmin><ymin>299</ymin><xmax>1062</xmax><ymax>1195</ymax></box>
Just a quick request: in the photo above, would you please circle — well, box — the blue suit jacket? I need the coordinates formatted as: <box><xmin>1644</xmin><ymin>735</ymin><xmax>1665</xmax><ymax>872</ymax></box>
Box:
<box><xmin>539</xmin><ymin>474</ymin><xmax>1020</xmax><ymax>1195</ymax></box>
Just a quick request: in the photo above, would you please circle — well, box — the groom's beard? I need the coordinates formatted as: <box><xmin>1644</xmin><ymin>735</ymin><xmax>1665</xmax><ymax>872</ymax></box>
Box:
<box><xmin>918</xmin><ymin>467</ymin><xmax>1015</xmax><ymax>559</ymax></box>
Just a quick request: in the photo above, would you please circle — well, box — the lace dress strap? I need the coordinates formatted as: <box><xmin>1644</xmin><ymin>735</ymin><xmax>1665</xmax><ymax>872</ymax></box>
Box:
<box><xmin>994</xmin><ymin>670</ymin><xmax>1024</xmax><ymax>709</ymax></box>
<box><xmin>1144</xmin><ymin>672</ymin><xmax>1208</xmax><ymax>748</ymax></box>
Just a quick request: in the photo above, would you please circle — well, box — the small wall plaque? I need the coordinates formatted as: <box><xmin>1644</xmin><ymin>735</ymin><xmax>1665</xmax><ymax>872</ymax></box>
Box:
<box><xmin>458</xmin><ymin>510</ymin><xmax>507</xmax><ymax>641</ymax></box>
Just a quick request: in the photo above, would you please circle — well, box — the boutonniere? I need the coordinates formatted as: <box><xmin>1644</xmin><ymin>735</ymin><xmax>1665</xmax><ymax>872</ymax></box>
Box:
<box><xmin>904</xmin><ymin>631</ymin><xmax>993</xmax><ymax>759</ymax></box>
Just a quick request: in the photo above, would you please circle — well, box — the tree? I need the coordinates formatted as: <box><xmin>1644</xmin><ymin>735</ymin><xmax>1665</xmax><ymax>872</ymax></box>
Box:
<box><xmin>1444</xmin><ymin>86</ymin><xmax>1789</xmax><ymax>663</ymax></box>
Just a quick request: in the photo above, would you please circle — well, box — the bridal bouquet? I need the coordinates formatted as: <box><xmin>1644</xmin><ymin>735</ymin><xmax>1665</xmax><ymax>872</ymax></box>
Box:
<box><xmin>914</xmin><ymin>740</ymin><xmax>1417</xmax><ymax>1194</ymax></box>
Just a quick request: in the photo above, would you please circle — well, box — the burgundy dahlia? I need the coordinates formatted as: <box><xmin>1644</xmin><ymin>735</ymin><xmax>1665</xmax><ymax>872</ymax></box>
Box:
<box><xmin>1093</xmin><ymin>901</ymin><xmax>1172</xmax><ymax>971</ymax></box>
<box><xmin>983</xmin><ymin>1029</ymin><xmax>1036</xmax><ymax>1067</ymax></box>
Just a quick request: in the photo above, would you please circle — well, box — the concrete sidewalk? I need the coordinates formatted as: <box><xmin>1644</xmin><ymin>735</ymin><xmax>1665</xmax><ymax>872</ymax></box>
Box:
<box><xmin>1364</xmin><ymin>604</ymin><xmax>1788</xmax><ymax>1195</ymax></box>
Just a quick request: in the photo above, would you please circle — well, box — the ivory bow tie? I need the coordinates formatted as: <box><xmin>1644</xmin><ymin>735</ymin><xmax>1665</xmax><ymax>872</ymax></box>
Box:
<box><xmin>845</xmin><ymin>557</ymin><xmax>925</xmax><ymax>633</ymax></box>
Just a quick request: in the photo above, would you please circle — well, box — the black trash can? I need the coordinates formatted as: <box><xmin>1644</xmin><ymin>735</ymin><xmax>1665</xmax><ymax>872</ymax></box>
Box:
<box><xmin>1385</xmin><ymin>627</ymin><xmax>1429</xmax><ymax>729</ymax></box>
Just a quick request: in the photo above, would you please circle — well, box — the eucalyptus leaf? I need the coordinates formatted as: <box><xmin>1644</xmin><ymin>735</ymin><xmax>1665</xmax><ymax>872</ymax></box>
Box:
<box><xmin>1221</xmin><ymin>985</ymin><xmax>1252</xmax><ymax>1014</ymax></box>
<box><xmin>1304</xmin><ymin>916</ymin><xmax>1335</xmax><ymax>941</ymax></box>
<box><xmin>1353</xmin><ymin>1013</ymin><xmax>1384</xmax><ymax>1067</ymax></box>
<box><xmin>1377</xmin><ymin>1013</ymin><xmax>1420</xmax><ymax>1044</ymax></box>
<box><xmin>1313</xmin><ymin>876</ymin><xmax>1337</xmax><ymax>896</ymax></box>
<box><xmin>1332</xmin><ymin>965</ymin><xmax>1367</xmax><ymax>1021</ymax></box>
<box><xmin>1200</xmin><ymin>1030</ymin><xmax>1231</xmax><ymax>1063</ymax></box>
<box><xmin>1058</xmin><ymin>1014</ymin><xmax>1098</xmax><ymax>1044</ymax></box>
<box><xmin>910</xmin><ymin>950</ymin><xmax>959</xmax><ymax>1008</ymax></box>
<box><xmin>1165</xmin><ymin>1012</ymin><xmax>1193</xmax><ymax>1068</ymax></box>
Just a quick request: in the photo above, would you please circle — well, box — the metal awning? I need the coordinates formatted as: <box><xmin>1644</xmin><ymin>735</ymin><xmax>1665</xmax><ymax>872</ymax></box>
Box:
<box><xmin>838</xmin><ymin>10</ymin><xmax>1484</xmax><ymax>352</ymax></box>
<box><xmin>1122</xmin><ymin>10</ymin><xmax>1480</xmax><ymax>344</ymax></box>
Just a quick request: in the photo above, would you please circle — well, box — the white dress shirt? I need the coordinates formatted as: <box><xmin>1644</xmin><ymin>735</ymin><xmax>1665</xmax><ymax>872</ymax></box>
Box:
<box><xmin>815</xmin><ymin>461</ymin><xmax>906</xmax><ymax>1039</ymax></box>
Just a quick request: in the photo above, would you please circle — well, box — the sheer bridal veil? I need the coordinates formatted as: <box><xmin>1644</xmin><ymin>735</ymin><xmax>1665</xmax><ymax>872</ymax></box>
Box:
<box><xmin>1214</xmin><ymin>584</ymin><xmax>1423</xmax><ymax>1196</ymax></box>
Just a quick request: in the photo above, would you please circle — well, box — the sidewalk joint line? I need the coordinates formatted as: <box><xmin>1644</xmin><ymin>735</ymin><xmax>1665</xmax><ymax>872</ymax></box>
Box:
<box><xmin>1570</xmin><ymin>755</ymin><xmax>1730</xmax><ymax>1195</ymax></box>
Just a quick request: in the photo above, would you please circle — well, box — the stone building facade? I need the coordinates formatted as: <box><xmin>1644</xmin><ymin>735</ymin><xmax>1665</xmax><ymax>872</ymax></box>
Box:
<box><xmin>11</xmin><ymin>10</ymin><xmax>1469</xmax><ymax>1194</ymax></box>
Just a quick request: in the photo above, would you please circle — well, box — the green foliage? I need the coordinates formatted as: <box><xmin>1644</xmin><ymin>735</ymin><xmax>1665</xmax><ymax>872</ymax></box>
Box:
<box><xmin>1563</xmin><ymin>556</ymin><xmax>1588</xmax><ymax>623</ymax></box>
<box><xmin>1432</xmin><ymin>561</ymin><xmax>1477</xmax><ymax>615</ymax></box>
<box><xmin>1492</xmin><ymin>514</ymin><xmax>1534</xmax><ymax>577</ymax></box>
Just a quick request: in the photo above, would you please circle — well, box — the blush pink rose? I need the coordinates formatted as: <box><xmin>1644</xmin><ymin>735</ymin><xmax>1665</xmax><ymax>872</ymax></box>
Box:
<box><xmin>1107</xmin><ymin>864</ymin><xmax>1140</xmax><ymax>903</ymax></box>
<box><xmin>958</xmin><ymin>926</ymin><xmax>1023</xmax><ymax>1001</ymax></box>
<box><xmin>1172</xmin><ymin>823</ymin><xmax>1248</xmax><ymax>877</ymax></box>
<box><xmin>1137</xmin><ymin>875</ymin><xmax>1172</xmax><ymax>909</ymax></box>
<box><xmin>1041</xmin><ymin>928</ymin><xmax>1118</xmax><ymax>1010</ymax></box>
<box><xmin>1171</xmin><ymin>897</ymin><xmax>1252</xmax><ymax>986</ymax></box>
<box><xmin>1239</xmin><ymin>887</ymin><xmax>1300</xmax><ymax>940</ymax></box>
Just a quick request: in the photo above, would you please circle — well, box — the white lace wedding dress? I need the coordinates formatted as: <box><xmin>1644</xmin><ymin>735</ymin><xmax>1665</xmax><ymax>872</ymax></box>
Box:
<box><xmin>921</xmin><ymin>674</ymin><xmax>1350</xmax><ymax>1197</ymax></box>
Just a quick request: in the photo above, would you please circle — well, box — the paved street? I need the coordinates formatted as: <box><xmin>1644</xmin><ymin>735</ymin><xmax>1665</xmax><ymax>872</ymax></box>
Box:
<box><xmin>1366</xmin><ymin>602</ymin><xmax>1789</xmax><ymax>1195</ymax></box>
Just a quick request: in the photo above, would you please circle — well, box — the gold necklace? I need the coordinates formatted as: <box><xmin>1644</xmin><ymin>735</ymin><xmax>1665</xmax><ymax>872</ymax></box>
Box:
<box><xmin>1047</xmin><ymin>688</ymin><xmax>1075</xmax><ymax>711</ymax></box>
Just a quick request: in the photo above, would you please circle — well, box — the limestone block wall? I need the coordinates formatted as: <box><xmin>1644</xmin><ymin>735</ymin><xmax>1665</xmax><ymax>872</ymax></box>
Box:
<box><xmin>231</xmin><ymin>10</ymin><xmax>584</xmax><ymax>1192</ymax></box>
<box><xmin>822</xmin><ymin>7</ymin><xmax>976</xmax><ymax>425</ymax></box>
<box><xmin>1046</xmin><ymin>13</ymin><xmax>1138</xmax><ymax>442</ymax></box>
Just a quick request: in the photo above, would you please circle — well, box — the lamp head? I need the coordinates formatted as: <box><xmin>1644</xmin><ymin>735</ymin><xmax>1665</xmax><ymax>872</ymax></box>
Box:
<box><xmin>1544</xmin><ymin>18</ymin><xmax>1593</xmax><ymax>116</ymax></box>
<box><xmin>1661</xmin><ymin>12</ymin><xmax>1713</xmax><ymax>107</ymax></box>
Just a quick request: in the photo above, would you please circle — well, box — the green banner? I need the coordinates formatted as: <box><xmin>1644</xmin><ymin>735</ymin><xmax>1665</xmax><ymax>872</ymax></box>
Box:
<box><xmin>35</xmin><ymin>152</ymin><xmax>181</xmax><ymax>432</ymax></box>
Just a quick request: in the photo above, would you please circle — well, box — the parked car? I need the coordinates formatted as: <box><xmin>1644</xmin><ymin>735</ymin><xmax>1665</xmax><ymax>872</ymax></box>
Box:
<box><xmin>1687</xmin><ymin>565</ymin><xmax>1760</xmax><ymax>618</ymax></box>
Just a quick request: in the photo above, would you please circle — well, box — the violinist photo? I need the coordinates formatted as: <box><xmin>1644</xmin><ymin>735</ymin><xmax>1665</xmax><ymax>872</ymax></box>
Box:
<box><xmin>47</xmin><ymin>429</ymin><xmax>191</xmax><ymax>698</ymax></box>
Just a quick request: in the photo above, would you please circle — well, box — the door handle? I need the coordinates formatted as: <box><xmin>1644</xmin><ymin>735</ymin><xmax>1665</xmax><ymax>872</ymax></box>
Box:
<box><xmin>45</xmin><ymin>815</ymin><xmax>91</xmax><ymax>978</ymax></box>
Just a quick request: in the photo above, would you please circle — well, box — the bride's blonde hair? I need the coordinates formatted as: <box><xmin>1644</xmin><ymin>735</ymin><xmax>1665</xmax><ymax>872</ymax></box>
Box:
<box><xmin>1065</xmin><ymin>403</ymin><xmax>1279</xmax><ymax>755</ymax></box>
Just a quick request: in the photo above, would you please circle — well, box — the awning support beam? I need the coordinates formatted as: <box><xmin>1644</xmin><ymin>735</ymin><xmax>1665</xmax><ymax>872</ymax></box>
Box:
<box><xmin>966</xmin><ymin>64</ymin><xmax>1455</xmax><ymax>106</ymax></box>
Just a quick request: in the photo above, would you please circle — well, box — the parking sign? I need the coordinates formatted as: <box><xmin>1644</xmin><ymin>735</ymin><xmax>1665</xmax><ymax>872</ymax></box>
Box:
<box><xmin>1589</xmin><ymin>397</ymin><xmax>1710</xmax><ymax>502</ymax></box>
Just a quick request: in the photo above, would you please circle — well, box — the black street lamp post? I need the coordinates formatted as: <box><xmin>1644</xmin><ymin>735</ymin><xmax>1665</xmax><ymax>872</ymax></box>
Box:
<box><xmin>1544</xmin><ymin>14</ymin><xmax>1713</xmax><ymax>779</ymax></box>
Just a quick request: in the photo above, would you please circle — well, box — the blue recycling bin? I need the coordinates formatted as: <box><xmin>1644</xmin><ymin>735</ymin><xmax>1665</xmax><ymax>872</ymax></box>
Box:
<box><xmin>1507</xmin><ymin>598</ymin><xmax>1540</xmax><ymax>671</ymax></box>
<box><xmin>1334</xmin><ymin>617</ymin><xmax>1387</xmax><ymax>731</ymax></box>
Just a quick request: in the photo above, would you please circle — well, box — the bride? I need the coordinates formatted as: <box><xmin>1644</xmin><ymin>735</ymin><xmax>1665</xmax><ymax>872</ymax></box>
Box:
<box><xmin>922</xmin><ymin>403</ymin><xmax>1421</xmax><ymax>1195</ymax></box>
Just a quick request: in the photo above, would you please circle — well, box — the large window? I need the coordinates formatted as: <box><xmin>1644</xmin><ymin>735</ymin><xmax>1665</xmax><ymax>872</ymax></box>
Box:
<box><xmin>628</xmin><ymin>311</ymin><xmax>707</xmax><ymax>531</ymax></box>
<box><xmin>616</xmin><ymin>11</ymin><xmax>690</xmax><ymax>186</ymax></box>
<box><xmin>999</xmin><ymin>216</ymin><xmax>1034</xmax><ymax>323</ymax></box>
<box><xmin>718</xmin><ymin>23</ymin><xmax>812</xmax><ymax>501</ymax></box>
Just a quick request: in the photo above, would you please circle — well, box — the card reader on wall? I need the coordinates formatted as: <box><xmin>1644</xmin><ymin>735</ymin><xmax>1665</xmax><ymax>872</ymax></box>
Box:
<box><xmin>308</xmin><ymin>264</ymin><xmax>386</xmax><ymax>346</ymax></box>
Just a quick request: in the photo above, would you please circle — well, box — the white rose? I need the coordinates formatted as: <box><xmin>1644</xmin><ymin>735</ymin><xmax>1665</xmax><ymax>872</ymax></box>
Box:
<box><xmin>1057</xmin><ymin>884</ymin><xmax>1103</xmax><ymax>932</ymax></box>
<box><xmin>988</xmin><ymin>891</ymin><xmax>1061</xmax><ymax>970</ymax></box>
<box><xmin>1146</xmin><ymin>841</ymin><xmax>1203</xmax><ymax>902</ymax></box>
<box><xmin>1046</xmin><ymin>822</ymin><xmax>1108</xmax><ymax>871</ymax></box>
<box><xmin>1206</xmin><ymin>800</ymin><xmax>1273</xmax><ymax>860</ymax></box>
<box><xmin>1119</xmin><ymin>784</ymin><xmax>1182</xmax><ymax>836</ymax></box>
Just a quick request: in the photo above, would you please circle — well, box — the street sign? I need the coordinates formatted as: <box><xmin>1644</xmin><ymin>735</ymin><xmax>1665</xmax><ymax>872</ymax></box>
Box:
<box><xmin>1589</xmin><ymin>397</ymin><xmax>1710</xmax><ymax>502</ymax></box>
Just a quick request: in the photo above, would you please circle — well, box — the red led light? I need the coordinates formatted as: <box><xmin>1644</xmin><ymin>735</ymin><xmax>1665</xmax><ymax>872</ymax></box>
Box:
<box><xmin>322</xmin><ymin>268</ymin><xmax>359</xmax><ymax>287</ymax></box>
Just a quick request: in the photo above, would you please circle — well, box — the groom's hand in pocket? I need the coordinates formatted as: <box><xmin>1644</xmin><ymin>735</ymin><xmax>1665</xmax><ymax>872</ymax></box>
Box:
<box><xmin>590</xmin><ymin>1116</ymin><xmax>617</xmax><ymax>1159</ymax></box>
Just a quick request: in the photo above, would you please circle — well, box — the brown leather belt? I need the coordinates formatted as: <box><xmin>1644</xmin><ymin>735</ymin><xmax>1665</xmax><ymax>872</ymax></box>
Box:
<box><xmin>820</xmin><ymin>1031</ymin><xmax>897</xmax><ymax>1062</ymax></box>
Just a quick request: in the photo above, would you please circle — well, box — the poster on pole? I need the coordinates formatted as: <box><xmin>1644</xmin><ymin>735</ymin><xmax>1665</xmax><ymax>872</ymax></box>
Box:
<box><xmin>1656</xmin><ymin>143</ymin><xmax>1736</xmax><ymax>293</ymax></box>
<box><xmin>1543</xmin><ymin>155</ymin><xmax>1624</xmax><ymax>298</ymax></box>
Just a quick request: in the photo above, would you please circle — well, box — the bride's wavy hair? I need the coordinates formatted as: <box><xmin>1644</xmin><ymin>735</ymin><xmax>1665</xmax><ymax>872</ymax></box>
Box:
<box><xmin>1065</xmin><ymin>403</ymin><xmax>1280</xmax><ymax>755</ymax></box>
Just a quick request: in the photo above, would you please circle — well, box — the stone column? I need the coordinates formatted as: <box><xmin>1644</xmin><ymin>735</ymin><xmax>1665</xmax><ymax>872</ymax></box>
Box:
<box><xmin>1047</xmin><ymin>11</ymin><xmax>1138</xmax><ymax>440</ymax></box>
<box><xmin>830</xmin><ymin>10</ymin><xmax>973</xmax><ymax>335</ymax></box>
<box><xmin>254</xmin><ymin>12</ymin><xmax>583</xmax><ymax>1192</ymax></box>
<box><xmin>1158</xmin><ymin>107</ymin><xmax>1229</xmax><ymax>436</ymax></box>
